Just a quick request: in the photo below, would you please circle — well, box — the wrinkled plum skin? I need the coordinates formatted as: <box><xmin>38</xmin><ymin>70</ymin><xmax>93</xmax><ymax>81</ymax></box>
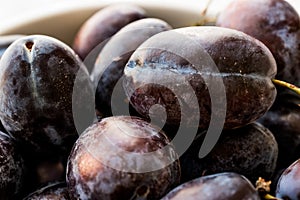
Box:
<box><xmin>91</xmin><ymin>18</ymin><xmax>172</xmax><ymax>118</ymax></box>
<box><xmin>123</xmin><ymin>27</ymin><xmax>277</xmax><ymax>129</ymax></box>
<box><xmin>0</xmin><ymin>132</ymin><xmax>24</xmax><ymax>199</ymax></box>
<box><xmin>180</xmin><ymin>123</ymin><xmax>278</xmax><ymax>184</ymax></box>
<box><xmin>217</xmin><ymin>0</ymin><xmax>300</xmax><ymax>94</ymax></box>
<box><xmin>23</xmin><ymin>182</ymin><xmax>68</xmax><ymax>200</ymax></box>
<box><xmin>73</xmin><ymin>4</ymin><xmax>146</xmax><ymax>60</ymax></box>
<box><xmin>258</xmin><ymin>97</ymin><xmax>300</xmax><ymax>170</ymax></box>
<box><xmin>0</xmin><ymin>35</ymin><xmax>91</xmax><ymax>156</ymax></box>
<box><xmin>67</xmin><ymin>116</ymin><xmax>180</xmax><ymax>200</ymax></box>
<box><xmin>276</xmin><ymin>159</ymin><xmax>300</xmax><ymax>200</ymax></box>
<box><xmin>162</xmin><ymin>172</ymin><xmax>260</xmax><ymax>200</ymax></box>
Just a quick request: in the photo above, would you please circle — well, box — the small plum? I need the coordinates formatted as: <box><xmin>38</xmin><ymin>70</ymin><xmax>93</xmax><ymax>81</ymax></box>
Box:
<box><xmin>161</xmin><ymin>172</ymin><xmax>260</xmax><ymax>200</ymax></box>
<box><xmin>73</xmin><ymin>4</ymin><xmax>146</xmax><ymax>60</ymax></box>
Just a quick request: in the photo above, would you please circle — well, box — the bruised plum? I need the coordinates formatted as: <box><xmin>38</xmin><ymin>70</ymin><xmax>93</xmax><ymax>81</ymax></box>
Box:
<box><xmin>66</xmin><ymin>116</ymin><xmax>180</xmax><ymax>200</ymax></box>
<box><xmin>123</xmin><ymin>26</ymin><xmax>277</xmax><ymax>129</ymax></box>
<box><xmin>216</xmin><ymin>0</ymin><xmax>300</xmax><ymax>94</ymax></box>
<box><xmin>0</xmin><ymin>35</ymin><xmax>24</xmax><ymax>60</ymax></box>
<box><xmin>258</xmin><ymin>96</ymin><xmax>300</xmax><ymax>169</ymax></box>
<box><xmin>0</xmin><ymin>132</ymin><xmax>24</xmax><ymax>199</ymax></box>
<box><xmin>0</xmin><ymin>35</ymin><xmax>93</xmax><ymax>156</ymax></box>
<box><xmin>180</xmin><ymin>122</ymin><xmax>278</xmax><ymax>183</ymax></box>
<box><xmin>161</xmin><ymin>172</ymin><xmax>260</xmax><ymax>200</ymax></box>
<box><xmin>23</xmin><ymin>182</ymin><xmax>68</xmax><ymax>200</ymax></box>
<box><xmin>73</xmin><ymin>4</ymin><xmax>146</xmax><ymax>60</ymax></box>
<box><xmin>91</xmin><ymin>18</ymin><xmax>172</xmax><ymax>118</ymax></box>
<box><xmin>276</xmin><ymin>159</ymin><xmax>300</xmax><ymax>200</ymax></box>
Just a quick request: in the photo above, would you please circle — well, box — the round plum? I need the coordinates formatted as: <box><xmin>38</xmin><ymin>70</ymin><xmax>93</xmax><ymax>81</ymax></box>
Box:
<box><xmin>66</xmin><ymin>116</ymin><xmax>180</xmax><ymax>200</ymax></box>
<box><xmin>73</xmin><ymin>4</ymin><xmax>146</xmax><ymax>60</ymax></box>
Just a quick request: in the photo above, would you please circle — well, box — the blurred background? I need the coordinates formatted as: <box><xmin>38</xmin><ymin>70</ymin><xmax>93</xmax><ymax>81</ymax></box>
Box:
<box><xmin>0</xmin><ymin>0</ymin><xmax>299</xmax><ymax>43</ymax></box>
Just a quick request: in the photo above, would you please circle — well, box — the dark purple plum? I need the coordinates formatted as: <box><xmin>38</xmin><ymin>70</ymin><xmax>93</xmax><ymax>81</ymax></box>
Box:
<box><xmin>123</xmin><ymin>26</ymin><xmax>277</xmax><ymax>129</ymax></box>
<box><xmin>23</xmin><ymin>182</ymin><xmax>68</xmax><ymax>200</ymax></box>
<box><xmin>258</xmin><ymin>96</ymin><xmax>300</xmax><ymax>169</ymax></box>
<box><xmin>276</xmin><ymin>159</ymin><xmax>300</xmax><ymax>200</ymax></box>
<box><xmin>73</xmin><ymin>4</ymin><xmax>146</xmax><ymax>60</ymax></box>
<box><xmin>216</xmin><ymin>0</ymin><xmax>300</xmax><ymax>95</ymax></box>
<box><xmin>162</xmin><ymin>172</ymin><xmax>260</xmax><ymax>200</ymax></box>
<box><xmin>180</xmin><ymin>122</ymin><xmax>278</xmax><ymax>183</ymax></box>
<box><xmin>91</xmin><ymin>18</ymin><xmax>172</xmax><ymax>118</ymax></box>
<box><xmin>0</xmin><ymin>132</ymin><xmax>24</xmax><ymax>199</ymax></box>
<box><xmin>0</xmin><ymin>35</ymin><xmax>93</xmax><ymax>156</ymax></box>
<box><xmin>66</xmin><ymin>116</ymin><xmax>180</xmax><ymax>200</ymax></box>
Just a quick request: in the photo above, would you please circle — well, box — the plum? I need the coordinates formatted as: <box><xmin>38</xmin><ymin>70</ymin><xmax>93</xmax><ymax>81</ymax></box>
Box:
<box><xmin>180</xmin><ymin>122</ymin><xmax>278</xmax><ymax>183</ymax></box>
<box><xmin>0</xmin><ymin>35</ymin><xmax>93</xmax><ymax>156</ymax></box>
<box><xmin>276</xmin><ymin>159</ymin><xmax>300</xmax><ymax>200</ymax></box>
<box><xmin>258</xmin><ymin>95</ymin><xmax>300</xmax><ymax>169</ymax></box>
<box><xmin>73</xmin><ymin>4</ymin><xmax>146</xmax><ymax>61</ymax></box>
<box><xmin>161</xmin><ymin>172</ymin><xmax>260</xmax><ymax>200</ymax></box>
<box><xmin>123</xmin><ymin>26</ymin><xmax>277</xmax><ymax>130</ymax></box>
<box><xmin>66</xmin><ymin>116</ymin><xmax>180</xmax><ymax>200</ymax></box>
<box><xmin>216</xmin><ymin>0</ymin><xmax>300</xmax><ymax>95</ymax></box>
<box><xmin>91</xmin><ymin>18</ymin><xmax>172</xmax><ymax>118</ymax></box>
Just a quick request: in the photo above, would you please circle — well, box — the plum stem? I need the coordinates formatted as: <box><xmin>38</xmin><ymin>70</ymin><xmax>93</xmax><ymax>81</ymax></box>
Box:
<box><xmin>272</xmin><ymin>79</ymin><xmax>300</xmax><ymax>96</ymax></box>
<box><xmin>193</xmin><ymin>0</ymin><xmax>213</xmax><ymax>26</ymax></box>
<box><xmin>255</xmin><ymin>177</ymin><xmax>281</xmax><ymax>200</ymax></box>
<box><xmin>264</xmin><ymin>194</ymin><xmax>280</xmax><ymax>200</ymax></box>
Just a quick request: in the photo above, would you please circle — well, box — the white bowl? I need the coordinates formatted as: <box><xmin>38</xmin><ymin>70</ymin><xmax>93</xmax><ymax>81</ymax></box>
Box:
<box><xmin>1</xmin><ymin>0</ymin><xmax>299</xmax><ymax>45</ymax></box>
<box><xmin>0</xmin><ymin>0</ymin><xmax>225</xmax><ymax>45</ymax></box>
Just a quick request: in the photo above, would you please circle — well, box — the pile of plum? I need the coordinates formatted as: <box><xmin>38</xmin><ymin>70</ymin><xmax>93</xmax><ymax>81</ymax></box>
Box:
<box><xmin>0</xmin><ymin>0</ymin><xmax>300</xmax><ymax>199</ymax></box>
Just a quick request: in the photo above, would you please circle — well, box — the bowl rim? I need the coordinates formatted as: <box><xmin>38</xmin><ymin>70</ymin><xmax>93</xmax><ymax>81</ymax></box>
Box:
<box><xmin>0</xmin><ymin>0</ymin><xmax>212</xmax><ymax>35</ymax></box>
